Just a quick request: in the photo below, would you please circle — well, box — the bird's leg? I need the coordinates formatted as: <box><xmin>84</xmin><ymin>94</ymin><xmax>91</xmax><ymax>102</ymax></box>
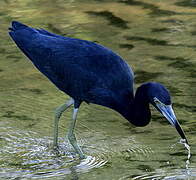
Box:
<box><xmin>68</xmin><ymin>108</ymin><xmax>85</xmax><ymax>159</ymax></box>
<box><xmin>53</xmin><ymin>98</ymin><xmax>74</xmax><ymax>149</ymax></box>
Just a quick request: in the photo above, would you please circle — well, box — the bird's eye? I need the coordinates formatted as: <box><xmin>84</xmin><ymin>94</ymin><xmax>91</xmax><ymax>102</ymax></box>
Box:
<box><xmin>153</xmin><ymin>97</ymin><xmax>167</xmax><ymax>107</ymax></box>
<box><xmin>153</xmin><ymin>97</ymin><xmax>161</xmax><ymax>104</ymax></box>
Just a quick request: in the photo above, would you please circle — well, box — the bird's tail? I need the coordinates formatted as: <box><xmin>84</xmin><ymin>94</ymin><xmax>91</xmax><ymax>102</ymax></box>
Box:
<box><xmin>9</xmin><ymin>21</ymin><xmax>28</xmax><ymax>32</ymax></box>
<box><xmin>8</xmin><ymin>21</ymin><xmax>38</xmax><ymax>48</ymax></box>
<box><xmin>8</xmin><ymin>21</ymin><xmax>38</xmax><ymax>63</ymax></box>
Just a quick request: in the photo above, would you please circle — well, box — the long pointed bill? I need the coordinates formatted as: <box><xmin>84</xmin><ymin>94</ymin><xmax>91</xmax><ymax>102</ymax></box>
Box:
<box><xmin>156</xmin><ymin>103</ymin><xmax>188</xmax><ymax>145</ymax></box>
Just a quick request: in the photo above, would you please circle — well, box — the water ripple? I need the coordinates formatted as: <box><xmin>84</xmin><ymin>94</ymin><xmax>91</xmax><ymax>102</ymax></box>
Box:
<box><xmin>121</xmin><ymin>143</ymin><xmax>154</xmax><ymax>161</ymax></box>
<box><xmin>120</xmin><ymin>168</ymin><xmax>196</xmax><ymax>180</ymax></box>
<box><xmin>0</xmin><ymin>127</ymin><xmax>108</xmax><ymax>179</ymax></box>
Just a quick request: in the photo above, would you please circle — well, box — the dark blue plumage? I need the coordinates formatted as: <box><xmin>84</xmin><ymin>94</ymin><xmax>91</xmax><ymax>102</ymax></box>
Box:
<box><xmin>9</xmin><ymin>21</ymin><xmax>188</xmax><ymax>158</ymax></box>
<box><xmin>9</xmin><ymin>21</ymin><xmax>134</xmax><ymax>119</ymax></box>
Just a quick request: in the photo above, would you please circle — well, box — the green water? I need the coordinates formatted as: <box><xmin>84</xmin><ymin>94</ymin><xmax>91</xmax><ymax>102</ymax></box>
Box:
<box><xmin>0</xmin><ymin>0</ymin><xmax>196</xmax><ymax>179</ymax></box>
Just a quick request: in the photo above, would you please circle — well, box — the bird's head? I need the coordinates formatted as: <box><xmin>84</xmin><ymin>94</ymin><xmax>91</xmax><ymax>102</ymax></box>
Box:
<box><xmin>146</xmin><ymin>82</ymin><xmax>188</xmax><ymax>144</ymax></box>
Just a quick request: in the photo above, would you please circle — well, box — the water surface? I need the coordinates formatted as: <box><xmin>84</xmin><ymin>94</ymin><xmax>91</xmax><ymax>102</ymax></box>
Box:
<box><xmin>0</xmin><ymin>0</ymin><xmax>196</xmax><ymax>179</ymax></box>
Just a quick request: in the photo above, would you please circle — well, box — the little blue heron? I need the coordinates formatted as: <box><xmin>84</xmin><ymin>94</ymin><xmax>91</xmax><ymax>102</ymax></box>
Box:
<box><xmin>9</xmin><ymin>21</ymin><xmax>188</xmax><ymax>159</ymax></box>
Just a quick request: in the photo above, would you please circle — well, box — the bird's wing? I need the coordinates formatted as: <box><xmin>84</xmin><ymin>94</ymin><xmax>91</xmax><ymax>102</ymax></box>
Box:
<box><xmin>9</xmin><ymin>21</ymin><xmax>134</xmax><ymax>102</ymax></box>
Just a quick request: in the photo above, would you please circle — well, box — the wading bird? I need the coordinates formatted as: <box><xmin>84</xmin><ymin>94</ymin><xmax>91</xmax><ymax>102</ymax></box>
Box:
<box><xmin>9</xmin><ymin>21</ymin><xmax>188</xmax><ymax>159</ymax></box>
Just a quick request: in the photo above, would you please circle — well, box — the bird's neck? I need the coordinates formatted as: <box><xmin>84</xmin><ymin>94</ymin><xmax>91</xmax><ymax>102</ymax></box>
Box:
<box><xmin>118</xmin><ymin>84</ymin><xmax>151</xmax><ymax>127</ymax></box>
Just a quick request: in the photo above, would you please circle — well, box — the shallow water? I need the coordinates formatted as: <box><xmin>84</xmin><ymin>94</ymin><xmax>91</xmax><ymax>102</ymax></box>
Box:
<box><xmin>0</xmin><ymin>0</ymin><xmax>196</xmax><ymax>179</ymax></box>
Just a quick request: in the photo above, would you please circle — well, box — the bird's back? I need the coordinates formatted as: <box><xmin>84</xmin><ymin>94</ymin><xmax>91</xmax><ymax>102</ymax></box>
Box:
<box><xmin>9</xmin><ymin>21</ymin><xmax>134</xmax><ymax>110</ymax></box>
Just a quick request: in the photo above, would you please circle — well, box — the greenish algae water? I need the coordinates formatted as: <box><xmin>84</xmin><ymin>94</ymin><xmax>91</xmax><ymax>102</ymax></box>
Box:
<box><xmin>0</xmin><ymin>0</ymin><xmax>196</xmax><ymax>179</ymax></box>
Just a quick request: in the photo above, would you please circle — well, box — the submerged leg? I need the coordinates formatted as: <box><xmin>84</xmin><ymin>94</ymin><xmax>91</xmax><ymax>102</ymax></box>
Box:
<box><xmin>68</xmin><ymin>108</ymin><xmax>85</xmax><ymax>159</ymax></box>
<box><xmin>53</xmin><ymin>98</ymin><xmax>74</xmax><ymax>148</ymax></box>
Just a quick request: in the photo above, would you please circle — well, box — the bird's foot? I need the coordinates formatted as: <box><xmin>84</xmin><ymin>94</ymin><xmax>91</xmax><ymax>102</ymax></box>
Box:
<box><xmin>52</xmin><ymin>145</ymin><xmax>60</xmax><ymax>155</ymax></box>
<box><xmin>76</xmin><ymin>149</ymin><xmax>86</xmax><ymax>159</ymax></box>
<box><xmin>79</xmin><ymin>153</ymin><xmax>86</xmax><ymax>159</ymax></box>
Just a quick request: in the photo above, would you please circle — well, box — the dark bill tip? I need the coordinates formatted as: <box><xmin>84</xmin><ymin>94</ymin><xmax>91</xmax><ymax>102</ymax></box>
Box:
<box><xmin>175</xmin><ymin>121</ymin><xmax>189</xmax><ymax>145</ymax></box>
